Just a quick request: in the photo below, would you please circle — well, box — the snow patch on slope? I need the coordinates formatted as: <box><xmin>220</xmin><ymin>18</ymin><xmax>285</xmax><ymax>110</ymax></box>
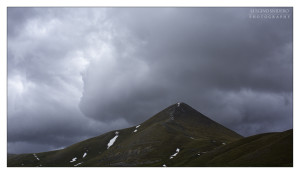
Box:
<box><xmin>83</xmin><ymin>152</ymin><xmax>87</xmax><ymax>158</ymax></box>
<box><xmin>133</xmin><ymin>125</ymin><xmax>141</xmax><ymax>133</ymax></box>
<box><xmin>33</xmin><ymin>154</ymin><xmax>40</xmax><ymax>161</ymax></box>
<box><xmin>107</xmin><ymin>131</ymin><xmax>119</xmax><ymax>149</ymax></box>
<box><xmin>74</xmin><ymin>162</ymin><xmax>83</xmax><ymax>166</ymax></box>
<box><xmin>70</xmin><ymin>157</ymin><xmax>77</xmax><ymax>163</ymax></box>
<box><xmin>170</xmin><ymin>148</ymin><xmax>180</xmax><ymax>159</ymax></box>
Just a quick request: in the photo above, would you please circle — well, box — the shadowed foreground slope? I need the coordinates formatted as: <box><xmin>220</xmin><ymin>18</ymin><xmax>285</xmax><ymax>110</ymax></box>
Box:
<box><xmin>184</xmin><ymin>129</ymin><xmax>292</xmax><ymax>167</ymax></box>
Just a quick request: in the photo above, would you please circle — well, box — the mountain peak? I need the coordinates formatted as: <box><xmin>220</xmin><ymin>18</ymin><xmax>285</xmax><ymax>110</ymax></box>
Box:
<box><xmin>139</xmin><ymin>102</ymin><xmax>243</xmax><ymax>143</ymax></box>
<box><xmin>168</xmin><ymin>102</ymin><xmax>202</xmax><ymax>120</ymax></box>
<box><xmin>171</xmin><ymin>102</ymin><xmax>194</xmax><ymax>109</ymax></box>
<box><xmin>7</xmin><ymin>102</ymin><xmax>252</xmax><ymax>167</ymax></box>
<box><xmin>7</xmin><ymin>102</ymin><xmax>291</xmax><ymax>167</ymax></box>
<box><xmin>174</xmin><ymin>102</ymin><xmax>189</xmax><ymax>109</ymax></box>
<box><xmin>169</xmin><ymin>102</ymin><xmax>188</xmax><ymax>120</ymax></box>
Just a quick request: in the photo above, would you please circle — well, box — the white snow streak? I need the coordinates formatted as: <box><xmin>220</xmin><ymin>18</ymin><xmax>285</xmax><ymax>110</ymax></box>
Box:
<box><xmin>133</xmin><ymin>125</ymin><xmax>141</xmax><ymax>133</ymax></box>
<box><xmin>107</xmin><ymin>131</ymin><xmax>119</xmax><ymax>149</ymax></box>
<box><xmin>83</xmin><ymin>152</ymin><xmax>87</xmax><ymax>158</ymax></box>
<box><xmin>163</xmin><ymin>164</ymin><xmax>167</xmax><ymax>167</ymax></box>
<box><xmin>222</xmin><ymin>142</ymin><xmax>226</xmax><ymax>145</ymax></box>
<box><xmin>33</xmin><ymin>153</ymin><xmax>40</xmax><ymax>161</ymax></box>
<box><xmin>70</xmin><ymin>157</ymin><xmax>77</xmax><ymax>163</ymax></box>
<box><xmin>177</xmin><ymin>102</ymin><xmax>181</xmax><ymax>107</ymax></box>
<box><xmin>170</xmin><ymin>148</ymin><xmax>180</xmax><ymax>159</ymax></box>
<box><xmin>74</xmin><ymin>162</ymin><xmax>83</xmax><ymax>166</ymax></box>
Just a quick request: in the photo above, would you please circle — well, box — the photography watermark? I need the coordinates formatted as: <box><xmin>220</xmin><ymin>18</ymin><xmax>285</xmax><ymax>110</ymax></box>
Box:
<box><xmin>249</xmin><ymin>8</ymin><xmax>291</xmax><ymax>19</ymax></box>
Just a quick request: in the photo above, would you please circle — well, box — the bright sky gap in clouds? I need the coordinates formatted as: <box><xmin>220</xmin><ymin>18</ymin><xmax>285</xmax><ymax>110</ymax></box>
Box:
<box><xmin>7</xmin><ymin>7</ymin><xmax>293</xmax><ymax>154</ymax></box>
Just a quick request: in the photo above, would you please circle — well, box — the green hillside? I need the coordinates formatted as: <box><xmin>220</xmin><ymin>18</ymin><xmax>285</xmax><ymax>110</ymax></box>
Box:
<box><xmin>185</xmin><ymin>129</ymin><xmax>293</xmax><ymax>167</ymax></box>
<box><xmin>7</xmin><ymin>103</ymin><xmax>292</xmax><ymax>167</ymax></box>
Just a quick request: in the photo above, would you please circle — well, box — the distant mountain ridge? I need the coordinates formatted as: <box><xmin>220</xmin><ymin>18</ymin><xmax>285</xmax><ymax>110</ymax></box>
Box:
<box><xmin>7</xmin><ymin>102</ymin><xmax>292</xmax><ymax>167</ymax></box>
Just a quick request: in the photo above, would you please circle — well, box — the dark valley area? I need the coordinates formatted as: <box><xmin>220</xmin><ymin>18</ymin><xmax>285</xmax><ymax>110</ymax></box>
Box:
<box><xmin>7</xmin><ymin>103</ymin><xmax>293</xmax><ymax>167</ymax></box>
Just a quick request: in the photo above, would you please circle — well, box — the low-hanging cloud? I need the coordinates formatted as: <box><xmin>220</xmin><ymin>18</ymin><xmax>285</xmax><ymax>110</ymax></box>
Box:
<box><xmin>8</xmin><ymin>8</ymin><xmax>292</xmax><ymax>154</ymax></box>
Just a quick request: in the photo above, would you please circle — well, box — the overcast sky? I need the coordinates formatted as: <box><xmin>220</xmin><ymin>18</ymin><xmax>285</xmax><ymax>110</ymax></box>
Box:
<box><xmin>7</xmin><ymin>7</ymin><xmax>293</xmax><ymax>154</ymax></box>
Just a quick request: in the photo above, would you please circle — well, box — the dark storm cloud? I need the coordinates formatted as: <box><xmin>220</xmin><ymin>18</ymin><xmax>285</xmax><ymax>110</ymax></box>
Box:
<box><xmin>7</xmin><ymin>8</ymin><xmax>129</xmax><ymax>153</ymax></box>
<box><xmin>8</xmin><ymin>8</ymin><xmax>292</xmax><ymax>153</ymax></box>
<box><xmin>79</xmin><ymin>8</ymin><xmax>292</xmax><ymax>136</ymax></box>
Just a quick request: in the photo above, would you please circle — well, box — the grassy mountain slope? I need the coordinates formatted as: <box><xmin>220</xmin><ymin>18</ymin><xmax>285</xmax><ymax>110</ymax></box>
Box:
<box><xmin>7</xmin><ymin>103</ymin><xmax>292</xmax><ymax>167</ymax></box>
<box><xmin>184</xmin><ymin>129</ymin><xmax>293</xmax><ymax>167</ymax></box>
